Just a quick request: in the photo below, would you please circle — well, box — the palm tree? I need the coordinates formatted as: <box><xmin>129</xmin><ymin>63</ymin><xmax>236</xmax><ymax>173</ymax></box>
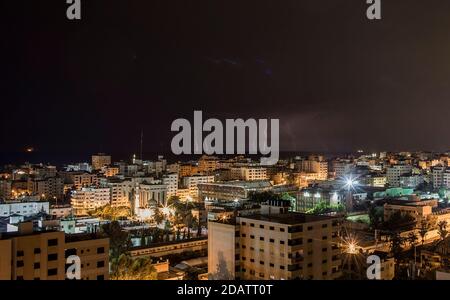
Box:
<box><xmin>418</xmin><ymin>220</ymin><xmax>429</xmax><ymax>246</ymax></box>
<box><xmin>407</xmin><ymin>231</ymin><xmax>418</xmax><ymax>278</ymax></box>
<box><xmin>152</xmin><ymin>206</ymin><xmax>165</xmax><ymax>226</ymax></box>
<box><xmin>437</xmin><ymin>221</ymin><xmax>448</xmax><ymax>241</ymax></box>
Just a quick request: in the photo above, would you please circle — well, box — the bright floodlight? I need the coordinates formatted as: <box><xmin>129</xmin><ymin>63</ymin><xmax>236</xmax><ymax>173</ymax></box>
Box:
<box><xmin>344</xmin><ymin>176</ymin><xmax>358</xmax><ymax>190</ymax></box>
<box><xmin>347</xmin><ymin>242</ymin><xmax>357</xmax><ymax>254</ymax></box>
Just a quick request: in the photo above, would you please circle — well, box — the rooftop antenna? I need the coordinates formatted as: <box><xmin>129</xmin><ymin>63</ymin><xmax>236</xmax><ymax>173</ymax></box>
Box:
<box><xmin>140</xmin><ymin>129</ymin><xmax>144</xmax><ymax>160</ymax></box>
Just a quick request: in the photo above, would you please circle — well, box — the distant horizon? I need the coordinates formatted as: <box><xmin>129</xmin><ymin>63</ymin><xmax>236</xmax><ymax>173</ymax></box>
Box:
<box><xmin>1</xmin><ymin>149</ymin><xmax>450</xmax><ymax>168</ymax></box>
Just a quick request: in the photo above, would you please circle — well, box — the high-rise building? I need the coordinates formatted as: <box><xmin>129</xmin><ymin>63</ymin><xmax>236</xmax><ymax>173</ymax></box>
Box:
<box><xmin>0</xmin><ymin>223</ymin><xmax>109</xmax><ymax>280</ymax></box>
<box><xmin>240</xmin><ymin>167</ymin><xmax>268</xmax><ymax>181</ymax></box>
<box><xmin>60</xmin><ymin>172</ymin><xmax>98</xmax><ymax>190</ymax></box>
<box><xmin>208</xmin><ymin>200</ymin><xmax>342</xmax><ymax>280</ymax></box>
<box><xmin>386</xmin><ymin>164</ymin><xmax>412</xmax><ymax>187</ymax></box>
<box><xmin>27</xmin><ymin>176</ymin><xmax>64</xmax><ymax>200</ymax></box>
<box><xmin>297</xmin><ymin>158</ymin><xmax>328</xmax><ymax>181</ymax></box>
<box><xmin>182</xmin><ymin>175</ymin><xmax>215</xmax><ymax>200</ymax></box>
<box><xmin>71</xmin><ymin>187</ymin><xmax>111</xmax><ymax>216</ymax></box>
<box><xmin>162</xmin><ymin>173</ymin><xmax>178</xmax><ymax>199</ymax></box>
<box><xmin>91</xmin><ymin>153</ymin><xmax>111</xmax><ymax>171</ymax></box>
<box><xmin>198</xmin><ymin>156</ymin><xmax>219</xmax><ymax>174</ymax></box>
<box><xmin>107</xmin><ymin>179</ymin><xmax>132</xmax><ymax>208</ymax></box>
<box><xmin>0</xmin><ymin>179</ymin><xmax>12</xmax><ymax>200</ymax></box>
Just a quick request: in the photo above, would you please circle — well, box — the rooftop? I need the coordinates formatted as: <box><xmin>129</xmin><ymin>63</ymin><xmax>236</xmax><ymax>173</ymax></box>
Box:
<box><xmin>239</xmin><ymin>212</ymin><xmax>338</xmax><ymax>225</ymax></box>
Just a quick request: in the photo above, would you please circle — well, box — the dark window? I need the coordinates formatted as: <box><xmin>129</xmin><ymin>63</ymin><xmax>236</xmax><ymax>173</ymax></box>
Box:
<box><xmin>242</xmin><ymin>233</ymin><xmax>246</xmax><ymax>237</ymax></box>
<box><xmin>269</xmin><ymin>238</ymin><xmax>275</xmax><ymax>243</ymax></box>
<box><xmin>288</xmin><ymin>238</ymin><xmax>302</xmax><ymax>246</ymax></box>
<box><xmin>97</xmin><ymin>261</ymin><xmax>105</xmax><ymax>268</ymax></box>
<box><xmin>322</xmin><ymin>224</ymin><xmax>328</xmax><ymax>228</ymax></box>
<box><xmin>307</xmin><ymin>226</ymin><xmax>313</xmax><ymax>231</ymax></box>
<box><xmin>242</xmin><ymin>245</ymin><xmax>246</xmax><ymax>249</ymax></box>
<box><xmin>48</xmin><ymin>253</ymin><xmax>58</xmax><ymax>261</ymax></box>
<box><xmin>269</xmin><ymin>226</ymin><xmax>275</xmax><ymax>230</ymax></box>
<box><xmin>260</xmin><ymin>261</ymin><xmax>264</xmax><ymax>265</ymax></box>
<box><xmin>280</xmin><ymin>265</ymin><xmax>285</xmax><ymax>270</ymax></box>
<box><xmin>34</xmin><ymin>262</ymin><xmax>40</xmax><ymax>269</ymax></box>
<box><xmin>322</xmin><ymin>271</ymin><xmax>327</xmax><ymax>276</ymax></box>
<box><xmin>17</xmin><ymin>261</ymin><xmax>24</xmax><ymax>267</ymax></box>
<box><xmin>250</xmin><ymin>223</ymin><xmax>255</xmax><ymax>227</ymax></box>
<box><xmin>97</xmin><ymin>275</ymin><xmax>105</xmax><ymax>280</ymax></box>
<box><xmin>322</xmin><ymin>259</ymin><xmax>328</xmax><ymax>264</ymax></box>
<box><xmin>17</xmin><ymin>250</ymin><xmax>24</xmax><ymax>257</ymax></box>
<box><xmin>250</xmin><ymin>258</ymin><xmax>255</xmax><ymax>263</ymax></box>
<box><xmin>48</xmin><ymin>268</ymin><xmax>58</xmax><ymax>276</ymax></box>
<box><xmin>48</xmin><ymin>239</ymin><xmax>58</xmax><ymax>246</ymax></box>
<box><xmin>66</xmin><ymin>248</ymin><xmax>77</xmax><ymax>258</ymax></box>
<box><xmin>307</xmin><ymin>263</ymin><xmax>313</xmax><ymax>267</ymax></box>
<box><xmin>259</xmin><ymin>225</ymin><xmax>264</xmax><ymax>229</ymax></box>
<box><xmin>259</xmin><ymin>237</ymin><xmax>264</xmax><ymax>241</ymax></box>
<box><xmin>280</xmin><ymin>240</ymin><xmax>285</xmax><ymax>245</ymax></box>
<box><xmin>280</xmin><ymin>228</ymin><xmax>285</xmax><ymax>232</ymax></box>
<box><xmin>235</xmin><ymin>254</ymin><xmax>240</xmax><ymax>260</ymax></box>
<box><xmin>270</xmin><ymin>263</ymin><xmax>274</xmax><ymax>267</ymax></box>
<box><xmin>242</xmin><ymin>257</ymin><xmax>246</xmax><ymax>261</ymax></box>
<box><xmin>322</xmin><ymin>236</ymin><xmax>327</xmax><ymax>240</ymax></box>
<box><xmin>241</xmin><ymin>222</ymin><xmax>246</xmax><ymax>226</ymax></box>
<box><xmin>97</xmin><ymin>247</ymin><xmax>105</xmax><ymax>254</ymax></box>
<box><xmin>307</xmin><ymin>238</ymin><xmax>313</xmax><ymax>243</ymax></box>
<box><xmin>17</xmin><ymin>276</ymin><xmax>24</xmax><ymax>280</ymax></box>
<box><xmin>322</xmin><ymin>247</ymin><xmax>328</xmax><ymax>252</ymax></box>
<box><xmin>34</xmin><ymin>248</ymin><xmax>41</xmax><ymax>254</ymax></box>
<box><xmin>250</xmin><ymin>235</ymin><xmax>255</xmax><ymax>239</ymax></box>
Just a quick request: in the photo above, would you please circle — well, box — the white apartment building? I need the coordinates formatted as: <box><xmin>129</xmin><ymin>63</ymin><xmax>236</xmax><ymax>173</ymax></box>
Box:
<box><xmin>71</xmin><ymin>187</ymin><xmax>111</xmax><ymax>216</ymax></box>
<box><xmin>333</xmin><ymin>160</ymin><xmax>354</xmax><ymax>179</ymax></box>
<box><xmin>182</xmin><ymin>175</ymin><xmax>215</xmax><ymax>200</ymax></box>
<box><xmin>108</xmin><ymin>180</ymin><xmax>133</xmax><ymax>208</ymax></box>
<box><xmin>432</xmin><ymin>166</ymin><xmax>450</xmax><ymax>189</ymax></box>
<box><xmin>240</xmin><ymin>167</ymin><xmax>268</xmax><ymax>181</ymax></box>
<box><xmin>297</xmin><ymin>160</ymin><xmax>328</xmax><ymax>181</ymax></box>
<box><xmin>0</xmin><ymin>201</ymin><xmax>50</xmax><ymax>217</ymax></box>
<box><xmin>386</xmin><ymin>164</ymin><xmax>412</xmax><ymax>187</ymax></box>
<box><xmin>399</xmin><ymin>174</ymin><xmax>424</xmax><ymax>189</ymax></box>
<box><xmin>162</xmin><ymin>173</ymin><xmax>179</xmax><ymax>199</ymax></box>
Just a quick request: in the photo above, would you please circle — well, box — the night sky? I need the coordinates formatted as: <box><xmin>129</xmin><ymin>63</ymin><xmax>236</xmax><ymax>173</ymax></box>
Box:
<box><xmin>2</xmin><ymin>0</ymin><xmax>450</xmax><ymax>162</ymax></box>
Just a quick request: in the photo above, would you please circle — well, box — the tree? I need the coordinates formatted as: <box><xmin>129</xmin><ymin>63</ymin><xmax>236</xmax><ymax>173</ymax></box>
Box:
<box><xmin>437</xmin><ymin>221</ymin><xmax>448</xmax><ymax>241</ymax></box>
<box><xmin>101</xmin><ymin>221</ymin><xmax>131</xmax><ymax>259</ymax></box>
<box><xmin>407</xmin><ymin>232</ymin><xmax>418</xmax><ymax>248</ymax></box>
<box><xmin>89</xmin><ymin>205</ymin><xmax>131</xmax><ymax>221</ymax></box>
<box><xmin>368</xmin><ymin>205</ymin><xmax>382</xmax><ymax>229</ymax></box>
<box><xmin>388</xmin><ymin>231</ymin><xmax>405</xmax><ymax>258</ymax></box>
<box><xmin>418</xmin><ymin>220</ymin><xmax>430</xmax><ymax>246</ymax></box>
<box><xmin>111</xmin><ymin>254</ymin><xmax>158</xmax><ymax>280</ymax></box>
<box><xmin>152</xmin><ymin>206</ymin><xmax>165</xmax><ymax>226</ymax></box>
